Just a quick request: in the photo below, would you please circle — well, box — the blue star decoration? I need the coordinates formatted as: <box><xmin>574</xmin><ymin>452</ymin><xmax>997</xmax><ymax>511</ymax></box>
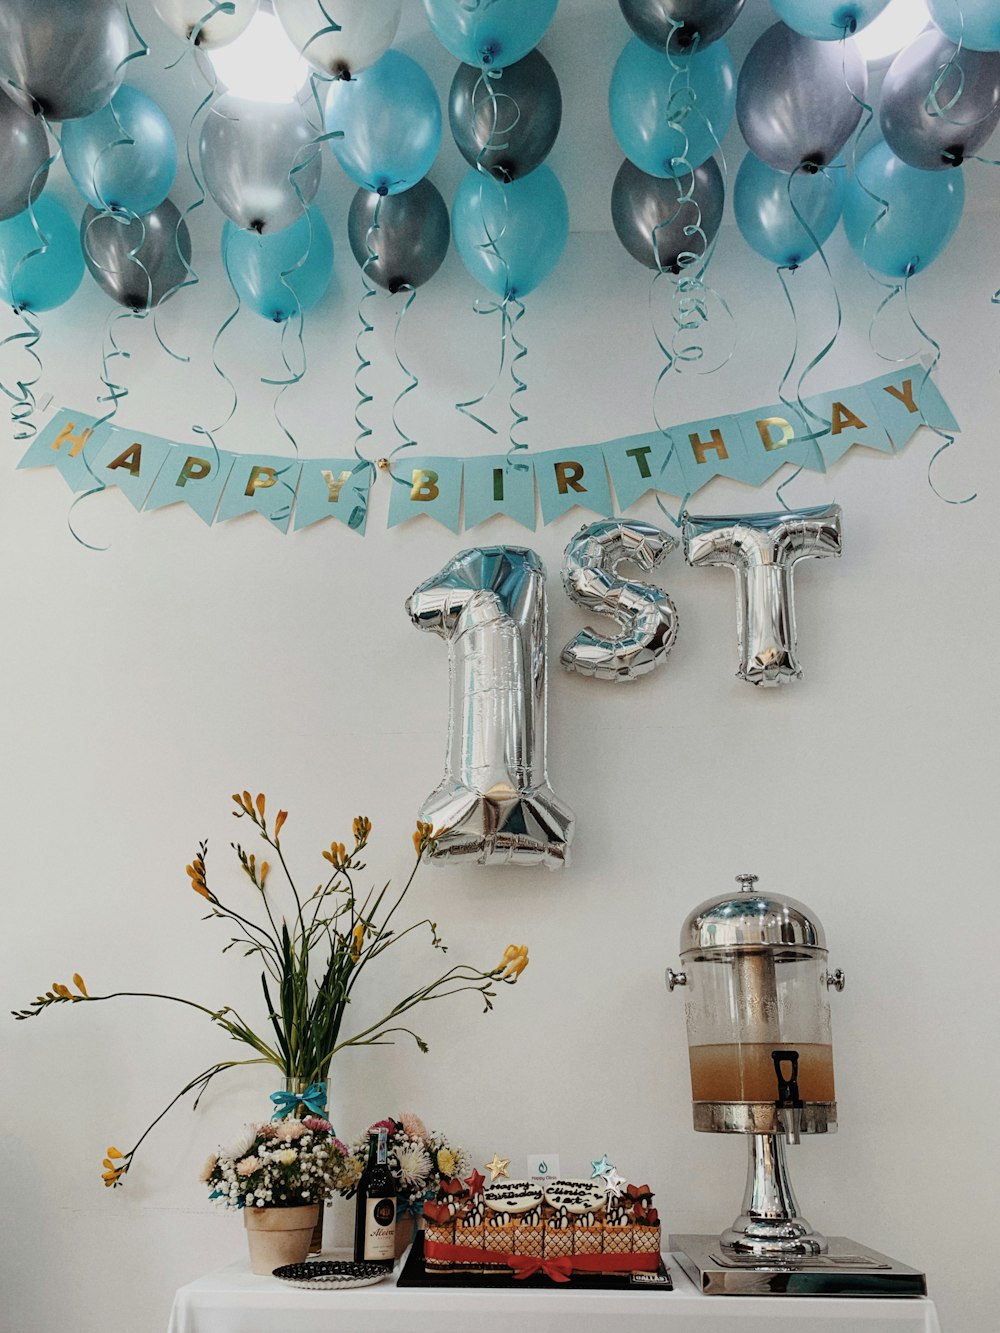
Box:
<box><xmin>591</xmin><ymin>1154</ymin><xmax>613</xmax><ymax>1179</ymax></box>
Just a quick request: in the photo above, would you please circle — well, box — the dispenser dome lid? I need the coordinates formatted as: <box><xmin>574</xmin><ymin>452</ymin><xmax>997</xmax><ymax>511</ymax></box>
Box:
<box><xmin>679</xmin><ymin>873</ymin><xmax>828</xmax><ymax>953</ymax></box>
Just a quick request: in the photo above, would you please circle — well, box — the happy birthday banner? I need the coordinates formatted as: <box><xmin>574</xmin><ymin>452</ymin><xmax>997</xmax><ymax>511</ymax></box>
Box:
<box><xmin>16</xmin><ymin>366</ymin><xmax>956</xmax><ymax>535</ymax></box>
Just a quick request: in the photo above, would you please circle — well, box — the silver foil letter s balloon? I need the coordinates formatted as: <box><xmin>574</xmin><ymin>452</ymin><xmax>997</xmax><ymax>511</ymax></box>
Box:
<box><xmin>406</xmin><ymin>547</ymin><xmax>575</xmax><ymax>869</ymax></box>
<box><xmin>683</xmin><ymin>505</ymin><xmax>842</xmax><ymax>686</ymax></box>
<box><xmin>561</xmin><ymin>520</ymin><xmax>679</xmax><ymax>682</ymax></box>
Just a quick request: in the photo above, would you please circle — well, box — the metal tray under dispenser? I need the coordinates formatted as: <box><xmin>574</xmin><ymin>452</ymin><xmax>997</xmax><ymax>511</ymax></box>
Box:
<box><xmin>669</xmin><ymin>1234</ymin><xmax>928</xmax><ymax>1297</ymax></box>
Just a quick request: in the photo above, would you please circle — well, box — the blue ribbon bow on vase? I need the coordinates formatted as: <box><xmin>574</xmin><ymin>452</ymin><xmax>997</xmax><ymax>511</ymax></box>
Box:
<box><xmin>269</xmin><ymin>1081</ymin><xmax>329</xmax><ymax>1121</ymax></box>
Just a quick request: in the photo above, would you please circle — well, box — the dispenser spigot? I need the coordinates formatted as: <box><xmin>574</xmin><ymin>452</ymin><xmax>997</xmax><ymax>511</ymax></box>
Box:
<box><xmin>665</xmin><ymin>968</ymin><xmax>687</xmax><ymax>991</ymax></box>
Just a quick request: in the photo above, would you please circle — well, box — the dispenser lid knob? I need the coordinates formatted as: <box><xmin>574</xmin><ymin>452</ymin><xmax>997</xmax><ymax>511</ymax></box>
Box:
<box><xmin>735</xmin><ymin>872</ymin><xmax>759</xmax><ymax>893</ymax></box>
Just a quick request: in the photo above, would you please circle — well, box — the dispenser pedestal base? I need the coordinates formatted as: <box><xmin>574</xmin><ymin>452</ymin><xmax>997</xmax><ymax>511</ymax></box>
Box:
<box><xmin>669</xmin><ymin>1234</ymin><xmax>928</xmax><ymax>1297</ymax></box>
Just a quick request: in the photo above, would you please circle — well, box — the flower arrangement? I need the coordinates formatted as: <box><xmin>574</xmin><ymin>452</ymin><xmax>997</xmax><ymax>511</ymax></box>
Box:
<box><xmin>203</xmin><ymin>1116</ymin><xmax>348</xmax><ymax>1211</ymax></box>
<box><xmin>13</xmin><ymin>793</ymin><xmax>529</xmax><ymax>1189</ymax></box>
<box><xmin>339</xmin><ymin>1113</ymin><xmax>470</xmax><ymax>1216</ymax></box>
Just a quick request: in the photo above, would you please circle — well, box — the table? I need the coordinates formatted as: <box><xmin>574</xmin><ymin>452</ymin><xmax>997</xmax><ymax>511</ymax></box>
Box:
<box><xmin>167</xmin><ymin>1249</ymin><xmax>942</xmax><ymax>1333</ymax></box>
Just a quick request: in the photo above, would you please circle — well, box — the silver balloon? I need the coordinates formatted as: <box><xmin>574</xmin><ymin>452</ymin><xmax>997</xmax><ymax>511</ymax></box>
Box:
<box><xmin>561</xmin><ymin>520</ymin><xmax>679</xmax><ymax>682</ymax></box>
<box><xmin>736</xmin><ymin>23</ymin><xmax>867</xmax><ymax>173</ymax></box>
<box><xmin>619</xmin><ymin>0</ymin><xmax>744</xmax><ymax>52</ymax></box>
<box><xmin>881</xmin><ymin>29</ymin><xmax>1000</xmax><ymax>171</ymax></box>
<box><xmin>200</xmin><ymin>94</ymin><xmax>321</xmax><ymax>234</ymax></box>
<box><xmin>348</xmin><ymin>179</ymin><xmax>449</xmax><ymax>291</ymax></box>
<box><xmin>407</xmin><ymin>547</ymin><xmax>575</xmax><ymax>868</ymax></box>
<box><xmin>153</xmin><ymin>0</ymin><xmax>259</xmax><ymax>47</ymax></box>
<box><xmin>0</xmin><ymin>0</ymin><xmax>129</xmax><ymax>121</ymax></box>
<box><xmin>683</xmin><ymin>505</ymin><xmax>842</xmax><ymax>686</ymax></box>
<box><xmin>449</xmin><ymin>49</ymin><xmax>561</xmax><ymax>181</ymax></box>
<box><xmin>274</xmin><ymin>0</ymin><xmax>401</xmax><ymax>78</ymax></box>
<box><xmin>82</xmin><ymin>198</ymin><xmax>192</xmax><ymax>309</ymax></box>
<box><xmin>0</xmin><ymin>87</ymin><xmax>49</xmax><ymax>221</ymax></box>
<box><xmin>612</xmin><ymin>155</ymin><xmax>724</xmax><ymax>271</ymax></box>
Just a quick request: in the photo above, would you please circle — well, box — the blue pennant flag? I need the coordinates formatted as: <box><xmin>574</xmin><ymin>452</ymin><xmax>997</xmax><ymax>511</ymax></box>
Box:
<box><xmin>602</xmin><ymin>432</ymin><xmax>687</xmax><ymax>508</ymax></box>
<box><xmin>463</xmin><ymin>454</ymin><xmax>536</xmax><ymax>530</ymax></box>
<box><xmin>804</xmin><ymin>387</ymin><xmax>892</xmax><ymax>467</ymax></box>
<box><xmin>144</xmin><ymin>444</ymin><xmax>236</xmax><ymax>525</ymax></box>
<box><xmin>295</xmin><ymin>459</ymin><xmax>371</xmax><ymax>533</ymax></box>
<box><xmin>536</xmin><ymin>444</ymin><xmax>613</xmax><ymax>524</ymax></box>
<box><xmin>17</xmin><ymin>408</ymin><xmax>108</xmax><ymax>492</ymax></box>
<box><xmin>864</xmin><ymin>365</ymin><xmax>959</xmax><ymax>450</ymax></box>
<box><xmin>386</xmin><ymin>456</ymin><xmax>462</xmax><ymax>532</ymax></box>
<box><xmin>90</xmin><ymin>426</ymin><xmax>174</xmax><ymax>511</ymax></box>
<box><xmin>217</xmin><ymin>455</ymin><xmax>302</xmax><ymax>533</ymax></box>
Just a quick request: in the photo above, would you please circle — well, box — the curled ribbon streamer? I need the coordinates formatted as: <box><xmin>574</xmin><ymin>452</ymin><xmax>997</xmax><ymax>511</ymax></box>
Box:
<box><xmin>355</xmin><ymin>197</ymin><xmax>381</xmax><ymax>470</ymax></box>
<box><xmin>197</xmin><ymin>229</ymin><xmax>242</xmax><ymax>443</ymax></box>
<box><xmin>388</xmin><ymin>285</ymin><xmax>419</xmax><ymax>461</ymax></box>
<box><xmin>505</xmin><ymin>293</ymin><xmax>529</xmax><ymax>464</ymax></box>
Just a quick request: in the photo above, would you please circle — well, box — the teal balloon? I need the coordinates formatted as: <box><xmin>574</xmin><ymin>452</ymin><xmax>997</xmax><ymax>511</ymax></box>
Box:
<box><xmin>0</xmin><ymin>195</ymin><xmax>83</xmax><ymax>311</ymax></box>
<box><xmin>734</xmin><ymin>153</ymin><xmax>845</xmax><ymax>266</ymax></box>
<box><xmin>223</xmin><ymin>206</ymin><xmax>333</xmax><ymax>322</ymax></box>
<box><xmin>843</xmin><ymin>141</ymin><xmax>965</xmax><ymax>277</ymax></box>
<box><xmin>325</xmin><ymin>50</ymin><xmax>441</xmax><ymax>196</ymax></box>
<box><xmin>452</xmin><ymin>165</ymin><xmax>568</xmax><ymax>297</ymax></box>
<box><xmin>422</xmin><ymin>0</ymin><xmax>557</xmax><ymax>68</ymax></box>
<box><xmin>769</xmin><ymin>0</ymin><xmax>890</xmax><ymax>40</ymax></box>
<box><xmin>62</xmin><ymin>86</ymin><xmax>177</xmax><ymax>216</ymax></box>
<box><xmin>609</xmin><ymin>37</ymin><xmax>735</xmax><ymax>179</ymax></box>
<box><xmin>928</xmin><ymin>0</ymin><xmax>1000</xmax><ymax>53</ymax></box>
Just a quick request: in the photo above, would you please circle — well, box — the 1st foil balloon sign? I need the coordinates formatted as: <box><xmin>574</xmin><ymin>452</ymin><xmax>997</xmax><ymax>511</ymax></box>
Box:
<box><xmin>406</xmin><ymin>546</ymin><xmax>575</xmax><ymax>868</ymax></box>
<box><xmin>683</xmin><ymin>505</ymin><xmax>842</xmax><ymax>686</ymax></box>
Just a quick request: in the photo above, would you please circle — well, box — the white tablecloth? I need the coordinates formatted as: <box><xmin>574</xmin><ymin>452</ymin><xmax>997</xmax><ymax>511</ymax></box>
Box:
<box><xmin>167</xmin><ymin>1250</ymin><xmax>942</xmax><ymax>1333</ymax></box>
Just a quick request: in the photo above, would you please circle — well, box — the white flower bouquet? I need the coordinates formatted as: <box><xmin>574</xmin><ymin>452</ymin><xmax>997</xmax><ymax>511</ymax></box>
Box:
<box><xmin>339</xmin><ymin>1114</ymin><xmax>470</xmax><ymax>1215</ymax></box>
<box><xmin>204</xmin><ymin>1116</ymin><xmax>349</xmax><ymax>1210</ymax></box>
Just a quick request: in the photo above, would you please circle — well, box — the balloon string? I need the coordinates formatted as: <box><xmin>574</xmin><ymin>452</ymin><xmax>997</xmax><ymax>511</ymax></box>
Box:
<box><xmin>388</xmin><ymin>286</ymin><xmax>419</xmax><ymax>460</ymax></box>
<box><xmin>0</xmin><ymin>309</ymin><xmax>42</xmax><ymax>440</ymax></box>
<box><xmin>354</xmin><ymin>196</ymin><xmax>381</xmax><ymax>470</ymax></box>
<box><xmin>195</xmin><ymin>227</ymin><xmax>241</xmax><ymax>442</ymax></box>
<box><xmin>505</xmin><ymin>294</ymin><xmax>528</xmax><ymax>463</ymax></box>
<box><xmin>301</xmin><ymin>0</ymin><xmax>342</xmax><ymax>69</ymax></box>
<box><xmin>901</xmin><ymin>269</ymin><xmax>976</xmax><ymax>505</ymax></box>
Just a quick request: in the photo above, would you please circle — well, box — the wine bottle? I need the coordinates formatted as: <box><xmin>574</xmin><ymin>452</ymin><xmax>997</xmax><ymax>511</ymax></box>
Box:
<box><xmin>353</xmin><ymin>1127</ymin><xmax>397</xmax><ymax>1268</ymax></box>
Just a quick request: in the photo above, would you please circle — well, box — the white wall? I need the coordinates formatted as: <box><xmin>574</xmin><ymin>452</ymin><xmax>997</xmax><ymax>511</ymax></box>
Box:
<box><xmin>2</xmin><ymin>4</ymin><xmax>997</xmax><ymax>1332</ymax></box>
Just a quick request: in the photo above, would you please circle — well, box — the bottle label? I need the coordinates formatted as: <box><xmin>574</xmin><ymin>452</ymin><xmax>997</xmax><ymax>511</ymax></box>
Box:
<box><xmin>364</xmin><ymin>1197</ymin><xmax>396</xmax><ymax>1260</ymax></box>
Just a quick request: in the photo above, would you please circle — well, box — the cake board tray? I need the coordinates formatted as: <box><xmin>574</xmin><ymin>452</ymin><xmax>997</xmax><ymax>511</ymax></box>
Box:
<box><xmin>397</xmin><ymin>1234</ymin><xmax>673</xmax><ymax>1291</ymax></box>
<box><xmin>669</xmin><ymin>1234</ymin><xmax>928</xmax><ymax>1297</ymax></box>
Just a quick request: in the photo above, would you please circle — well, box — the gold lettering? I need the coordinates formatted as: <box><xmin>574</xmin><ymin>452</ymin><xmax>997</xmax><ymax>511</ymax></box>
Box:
<box><xmin>829</xmin><ymin>401</ymin><xmax>867</xmax><ymax>435</ymax></box>
<box><xmin>883</xmin><ymin>378</ymin><xmax>918</xmax><ymax>414</ymax></box>
<box><xmin>320</xmin><ymin>468</ymin><xmax>352</xmax><ymax>502</ymax></box>
<box><xmin>625</xmin><ymin>445</ymin><xmax>652</xmax><ymax>478</ymax></box>
<box><xmin>106</xmin><ymin>443</ymin><xmax>142</xmax><ymax>477</ymax></box>
<box><xmin>245</xmin><ymin>465</ymin><xmax>277</xmax><ymax>497</ymax></box>
<box><xmin>755</xmin><ymin>417</ymin><xmax>794</xmax><ymax>452</ymax></box>
<box><xmin>411</xmin><ymin>469</ymin><xmax>439</xmax><ymax>501</ymax></box>
<box><xmin>50</xmin><ymin>421</ymin><xmax>92</xmax><ymax>458</ymax></box>
<box><xmin>177</xmin><ymin>456</ymin><xmax>212</xmax><ymax>487</ymax></box>
<box><xmin>554</xmin><ymin>460</ymin><xmax>586</xmax><ymax>494</ymax></box>
<box><xmin>492</xmin><ymin>468</ymin><xmax>504</xmax><ymax>502</ymax></box>
<box><xmin>689</xmin><ymin>427</ymin><xmax>728</xmax><ymax>464</ymax></box>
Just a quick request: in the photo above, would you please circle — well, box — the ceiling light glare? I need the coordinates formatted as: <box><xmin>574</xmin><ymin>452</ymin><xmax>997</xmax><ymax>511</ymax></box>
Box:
<box><xmin>854</xmin><ymin>0</ymin><xmax>932</xmax><ymax>66</ymax></box>
<box><xmin>207</xmin><ymin>10</ymin><xmax>308</xmax><ymax>104</ymax></box>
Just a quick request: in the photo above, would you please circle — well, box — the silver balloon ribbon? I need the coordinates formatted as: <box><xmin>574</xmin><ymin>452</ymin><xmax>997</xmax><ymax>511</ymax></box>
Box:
<box><xmin>355</xmin><ymin>195</ymin><xmax>381</xmax><ymax>467</ymax></box>
<box><xmin>389</xmin><ymin>284</ymin><xmax>419</xmax><ymax>460</ymax></box>
<box><xmin>505</xmin><ymin>294</ymin><xmax>529</xmax><ymax>464</ymax></box>
<box><xmin>196</xmin><ymin>227</ymin><xmax>241</xmax><ymax>444</ymax></box>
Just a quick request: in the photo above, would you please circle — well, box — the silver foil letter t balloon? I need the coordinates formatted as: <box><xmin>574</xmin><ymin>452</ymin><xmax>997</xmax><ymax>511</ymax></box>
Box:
<box><xmin>406</xmin><ymin>546</ymin><xmax>575</xmax><ymax>868</ymax></box>
<box><xmin>683</xmin><ymin>505</ymin><xmax>842</xmax><ymax>686</ymax></box>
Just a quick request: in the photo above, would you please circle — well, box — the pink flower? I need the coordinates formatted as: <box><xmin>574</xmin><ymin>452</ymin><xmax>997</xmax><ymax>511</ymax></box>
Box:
<box><xmin>368</xmin><ymin>1118</ymin><xmax>397</xmax><ymax>1135</ymax></box>
<box><xmin>303</xmin><ymin>1117</ymin><xmax>332</xmax><ymax>1133</ymax></box>
<box><xmin>236</xmin><ymin>1156</ymin><xmax>260</xmax><ymax>1176</ymax></box>
<box><xmin>332</xmin><ymin>1138</ymin><xmax>350</xmax><ymax>1156</ymax></box>
<box><xmin>400</xmin><ymin>1112</ymin><xmax>429</xmax><ymax>1142</ymax></box>
<box><xmin>257</xmin><ymin>1123</ymin><xmax>278</xmax><ymax>1138</ymax></box>
<box><xmin>274</xmin><ymin>1119</ymin><xmax>307</xmax><ymax>1141</ymax></box>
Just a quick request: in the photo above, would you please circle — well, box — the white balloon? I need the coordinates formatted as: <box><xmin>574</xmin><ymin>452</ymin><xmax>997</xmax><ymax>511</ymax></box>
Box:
<box><xmin>274</xmin><ymin>0</ymin><xmax>402</xmax><ymax>78</ymax></box>
<box><xmin>152</xmin><ymin>0</ymin><xmax>259</xmax><ymax>49</ymax></box>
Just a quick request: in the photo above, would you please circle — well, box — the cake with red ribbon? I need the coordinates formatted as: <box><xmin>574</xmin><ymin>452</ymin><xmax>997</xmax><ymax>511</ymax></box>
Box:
<box><xmin>422</xmin><ymin>1170</ymin><xmax>660</xmax><ymax>1280</ymax></box>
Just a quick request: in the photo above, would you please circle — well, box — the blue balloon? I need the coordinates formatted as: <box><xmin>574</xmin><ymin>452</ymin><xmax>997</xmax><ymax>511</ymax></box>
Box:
<box><xmin>451</xmin><ymin>165</ymin><xmax>568</xmax><ymax>297</ymax></box>
<box><xmin>609</xmin><ymin>37</ymin><xmax>735</xmax><ymax>179</ymax></box>
<box><xmin>928</xmin><ymin>0</ymin><xmax>1000</xmax><ymax>53</ymax></box>
<box><xmin>734</xmin><ymin>153</ymin><xmax>845</xmax><ymax>266</ymax></box>
<box><xmin>843</xmin><ymin>141</ymin><xmax>965</xmax><ymax>277</ymax></box>
<box><xmin>62</xmin><ymin>86</ymin><xmax>177</xmax><ymax>216</ymax></box>
<box><xmin>223</xmin><ymin>206</ymin><xmax>334</xmax><ymax>322</ymax></box>
<box><xmin>422</xmin><ymin>0</ymin><xmax>557</xmax><ymax>68</ymax></box>
<box><xmin>769</xmin><ymin>0</ymin><xmax>891</xmax><ymax>40</ymax></box>
<box><xmin>325</xmin><ymin>50</ymin><xmax>441</xmax><ymax>196</ymax></box>
<box><xmin>0</xmin><ymin>195</ymin><xmax>83</xmax><ymax>312</ymax></box>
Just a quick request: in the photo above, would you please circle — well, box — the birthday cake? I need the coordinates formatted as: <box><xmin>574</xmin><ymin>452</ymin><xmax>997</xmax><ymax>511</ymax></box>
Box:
<box><xmin>422</xmin><ymin>1163</ymin><xmax>660</xmax><ymax>1279</ymax></box>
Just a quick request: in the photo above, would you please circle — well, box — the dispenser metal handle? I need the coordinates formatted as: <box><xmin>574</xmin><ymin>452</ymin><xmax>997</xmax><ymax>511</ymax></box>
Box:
<box><xmin>826</xmin><ymin>968</ymin><xmax>846</xmax><ymax>992</ymax></box>
<box><xmin>665</xmin><ymin>968</ymin><xmax>687</xmax><ymax>992</ymax></box>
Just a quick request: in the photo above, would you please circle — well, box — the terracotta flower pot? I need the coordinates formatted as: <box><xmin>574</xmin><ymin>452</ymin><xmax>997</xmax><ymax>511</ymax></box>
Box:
<box><xmin>244</xmin><ymin>1203</ymin><xmax>320</xmax><ymax>1276</ymax></box>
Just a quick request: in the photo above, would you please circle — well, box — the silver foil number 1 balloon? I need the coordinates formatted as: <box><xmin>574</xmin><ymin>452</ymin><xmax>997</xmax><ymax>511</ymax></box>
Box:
<box><xmin>561</xmin><ymin>519</ymin><xmax>679</xmax><ymax>681</ymax></box>
<box><xmin>406</xmin><ymin>547</ymin><xmax>575</xmax><ymax>868</ymax></box>
<box><xmin>683</xmin><ymin>505</ymin><xmax>842</xmax><ymax>686</ymax></box>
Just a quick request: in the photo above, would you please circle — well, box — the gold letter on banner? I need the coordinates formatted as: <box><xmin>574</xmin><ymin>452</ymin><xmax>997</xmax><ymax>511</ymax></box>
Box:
<box><xmin>756</xmin><ymin>418</ymin><xmax>794</xmax><ymax>452</ymax></box>
<box><xmin>177</xmin><ymin>456</ymin><xmax>212</xmax><ymax>488</ymax></box>
<box><xmin>320</xmin><ymin>469</ymin><xmax>352</xmax><ymax>502</ymax></box>
<box><xmin>830</xmin><ymin>402</ymin><xmax>867</xmax><ymax>435</ymax></box>
<box><xmin>689</xmin><ymin>427</ymin><xmax>728</xmax><ymax>464</ymax></box>
<box><xmin>493</xmin><ymin>468</ymin><xmax>505</xmax><ymax>501</ymax></box>
<box><xmin>106</xmin><ymin>443</ymin><xmax>142</xmax><ymax>476</ymax></box>
<box><xmin>555</xmin><ymin>460</ymin><xmax>586</xmax><ymax>494</ymax></box>
<box><xmin>625</xmin><ymin>445</ymin><xmax>653</xmax><ymax>478</ymax></box>
<box><xmin>883</xmin><ymin>378</ymin><xmax>918</xmax><ymax>414</ymax></box>
<box><xmin>50</xmin><ymin>421</ymin><xmax>92</xmax><ymax>458</ymax></box>
<box><xmin>411</xmin><ymin>469</ymin><xmax>440</xmax><ymax>501</ymax></box>
<box><xmin>245</xmin><ymin>465</ymin><xmax>277</xmax><ymax>496</ymax></box>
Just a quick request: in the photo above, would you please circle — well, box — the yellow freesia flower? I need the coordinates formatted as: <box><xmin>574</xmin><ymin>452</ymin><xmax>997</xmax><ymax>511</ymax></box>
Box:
<box><xmin>351</xmin><ymin>922</ymin><xmax>365</xmax><ymax>963</ymax></box>
<box><xmin>353</xmin><ymin>815</ymin><xmax>372</xmax><ymax>846</ymax></box>
<box><xmin>186</xmin><ymin>854</ymin><xmax>211</xmax><ymax>900</ymax></box>
<box><xmin>413</xmin><ymin>821</ymin><xmax>436</xmax><ymax>856</ymax></box>
<box><xmin>495</xmin><ymin>944</ymin><xmax>529</xmax><ymax>980</ymax></box>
